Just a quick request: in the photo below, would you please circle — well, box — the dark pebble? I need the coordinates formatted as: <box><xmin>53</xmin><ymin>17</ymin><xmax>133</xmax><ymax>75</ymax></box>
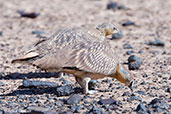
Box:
<box><xmin>128</xmin><ymin>55</ymin><xmax>141</xmax><ymax>70</ymax></box>
<box><xmin>122</xmin><ymin>21</ymin><xmax>135</xmax><ymax>26</ymax></box>
<box><xmin>122</xmin><ymin>92</ymin><xmax>131</xmax><ymax>96</ymax></box>
<box><xmin>0</xmin><ymin>81</ymin><xmax>5</xmax><ymax>86</ymax></box>
<box><xmin>67</xmin><ymin>94</ymin><xmax>82</xmax><ymax>105</ymax></box>
<box><xmin>22</xmin><ymin>80</ymin><xmax>58</xmax><ymax>88</ymax></box>
<box><xmin>166</xmin><ymin>88</ymin><xmax>171</xmax><ymax>93</ymax></box>
<box><xmin>0</xmin><ymin>31</ymin><xmax>3</xmax><ymax>36</ymax></box>
<box><xmin>126</xmin><ymin>50</ymin><xmax>135</xmax><ymax>55</ymax></box>
<box><xmin>136</xmin><ymin>103</ymin><xmax>147</xmax><ymax>112</ymax></box>
<box><xmin>148</xmin><ymin>39</ymin><xmax>165</xmax><ymax>46</ymax></box>
<box><xmin>135</xmin><ymin>90</ymin><xmax>146</xmax><ymax>95</ymax></box>
<box><xmin>88</xmin><ymin>106</ymin><xmax>105</xmax><ymax>114</ymax></box>
<box><xmin>18</xmin><ymin>10</ymin><xmax>40</xmax><ymax>18</ymax></box>
<box><xmin>123</xmin><ymin>43</ymin><xmax>133</xmax><ymax>49</ymax></box>
<box><xmin>70</xmin><ymin>105</ymin><xmax>81</xmax><ymax>113</ymax></box>
<box><xmin>32</xmin><ymin>30</ymin><xmax>46</xmax><ymax>38</ymax></box>
<box><xmin>107</xmin><ymin>2</ymin><xmax>118</xmax><ymax>10</ymax></box>
<box><xmin>149</xmin><ymin>98</ymin><xmax>161</xmax><ymax>105</ymax></box>
<box><xmin>112</xmin><ymin>31</ymin><xmax>123</xmax><ymax>39</ymax></box>
<box><xmin>56</xmin><ymin>85</ymin><xmax>74</xmax><ymax>96</ymax></box>
<box><xmin>128</xmin><ymin>96</ymin><xmax>142</xmax><ymax>102</ymax></box>
<box><xmin>98</xmin><ymin>98</ymin><xmax>116</xmax><ymax>105</ymax></box>
<box><xmin>27</xmin><ymin>106</ymin><xmax>56</xmax><ymax>114</ymax></box>
<box><xmin>60</xmin><ymin>78</ymin><xmax>71</xmax><ymax>85</ymax></box>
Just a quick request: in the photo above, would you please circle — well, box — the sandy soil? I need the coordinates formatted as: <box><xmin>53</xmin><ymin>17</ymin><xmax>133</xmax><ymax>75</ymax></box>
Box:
<box><xmin>0</xmin><ymin>0</ymin><xmax>170</xmax><ymax>113</ymax></box>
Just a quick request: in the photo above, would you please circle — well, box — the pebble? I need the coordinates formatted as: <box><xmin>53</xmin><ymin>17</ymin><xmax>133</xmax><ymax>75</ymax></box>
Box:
<box><xmin>18</xmin><ymin>10</ymin><xmax>40</xmax><ymax>18</ymax></box>
<box><xmin>98</xmin><ymin>98</ymin><xmax>116</xmax><ymax>105</ymax></box>
<box><xmin>67</xmin><ymin>94</ymin><xmax>82</xmax><ymax>105</ymax></box>
<box><xmin>166</xmin><ymin>88</ymin><xmax>171</xmax><ymax>93</ymax></box>
<box><xmin>112</xmin><ymin>31</ymin><xmax>123</xmax><ymax>39</ymax></box>
<box><xmin>27</xmin><ymin>106</ymin><xmax>56</xmax><ymax>114</ymax></box>
<box><xmin>0</xmin><ymin>31</ymin><xmax>3</xmax><ymax>36</ymax></box>
<box><xmin>60</xmin><ymin>78</ymin><xmax>72</xmax><ymax>85</ymax></box>
<box><xmin>70</xmin><ymin>105</ymin><xmax>81</xmax><ymax>113</ymax></box>
<box><xmin>0</xmin><ymin>81</ymin><xmax>5</xmax><ymax>86</ymax></box>
<box><xmin>148</xmin><ymin>39</ymin><xmax>165</xmax><ymax>46</ymax></box>
<box><xmin>126</xmin><ymin>50</ymin><xmax>135</xmax><ymax>55</ymax></box>
<box><xmin>123</xmin><ymin>43</ymin><xmax>133</xmax><ymax>49</ymax></box>
<box><xmin>22</xmin><ymin>80</ymin><xmax>58</xmax><ymax>88</ymax></box>
<box><xmin>128</xmin><ymin>55</ymin><xmax>141</xmax><ymax>70</ymax></box>
<box><xmin>32</xmin><ymin>30</ymin><xmax>46</xmax><ymax>38</ymax></box>
<box><xmin>135</xmin><ymin>90</ymin><xmax>146</xmax><ymax>95</ymax></box>
<box><xmin>122</xmin><ymin>21</ymin><xmax>135</xmax><ymax>26</ymax></box>
<box><xmin>56</xmin><ymin>85</ymin><xmax>74</xmax><ymax>96</ymax></box>
<box><xmin>107</xmin><ymin>2</ymin><xmax>126</xmax><ymax>10</ymax></box>
<box><xmin>128</xmin><ymin>95</ymin><xmax>142</xmax><ymax>102</ymax></box>
<box><xmin>136</xmin><ymin>103</ymin><xmax>147</xmax><ymax>112</ymax></box>
<box><xmin>122</xmin><ymin>92</ymin><xmax>131</xmax><ymax>96</ymax></box>
<box><xmin>88</xmin><ymin>106</ymin><xmax>105</xmax><ymax>114</ymax></box>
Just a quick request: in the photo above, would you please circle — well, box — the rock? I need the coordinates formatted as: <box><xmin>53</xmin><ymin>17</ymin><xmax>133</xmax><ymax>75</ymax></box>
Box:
<box><xmin>128</xmin><ymin>96</ymin><xmax>142</xmax><ymax>102</ymax></box>
<box><xmin>107</xmin><ymin>2</ymin><xmax>126</xmax><ymax>10</ymax></box>
<box><xmin>135</xmin><ymin>90</ymin><xmax>146</xmax><ymax>95</ymax></box>
<box><xmin>122</xmin><ymin>21</ymin><xmax>135</xmax><ymax>26</ymax></box>
<box><xmin>149</xmin><ymin>98</ymin><xmax>161</xmax><ymax>105</ymax></box>
<box><xmin>126</xmin><ymin>50</ymin><xmax>135</xmax><ymax>55</ymax></box>
<box><xmin>107</xmin><ymin>2</ymin><xmax>118</xmax><ymax>10</ymax></box>
<box><xmin>122</xmin><ymin>92</ymin><xmax>131</xmax><ymax>96</ymax></box>
<box><xmin>136</xmin><ymin>103</ymin><xmax>147</xmax><ymax>112</ymax></box>
<box><xmin>27</xmin><ymin>106</ymin><xmax>56</xmax><ymax>114</ymax></box>
<box><xmin>70</xmin><ymin>105</ymin><xmax>81</xmax><ymax>113</ymax></box>
<box><xmin>67</xmin><ymin>94</ymin><xmax>82</xmax><ymax>105</ymax></box>
<box><xmin>88</xmin><ymin>106</ymin><xmax>105</xmax><ymax>114</ymax></box>
<box><xmin>32</xmin><ymin>30</ymin><xmax>46</xmax><ymax>38</ymax></box>
<box><xmin>128</xmin><ymin>55</ymin><xmax>141</xmax><ymax>70</ymax></box>
<box><xmin>18</xmin><ymin>10</ymin><xmax>40</xmax><ymax>18</ymax></box>
<box><xmin>98</xmin><ymin>98</ymin><xmax>116</xmax><ymax>105</ymax></box>
<box><xmin>148</xmin><ymin>39</ymin><xmax>165</xmax><ymax>46</ymax></box>
<box><xmin>56</xmin><ymin>85</ymin><xmax>74</xmax><ymax>96</ymax></box>
<box><xmin>0</xmin><ymin>31</ymin><xmax>3</xmax><ymax>36</ymax></box>
<box><xmin>123</xmin><ymin>43</ymin><xmax>133</xmax><ymax>49</ymax></box>
<box><xmin>112</xmin><ymin>31</ymin><xmax>123</xmax><ymax>39</ymax></box>
<box><xmin>166</xmin><ymin>88</ymin><xmax>171</xmax><ymax>93</ymax></box>
<box><xmin>22</xmin><ymin>80</ymin><xmax>58</xmax><ymax>88</ymax></box>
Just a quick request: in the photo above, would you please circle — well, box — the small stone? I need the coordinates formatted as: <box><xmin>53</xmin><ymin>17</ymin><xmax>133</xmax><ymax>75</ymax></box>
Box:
<box><xmin>0</xmin><ymin>81</ymin><xmax>5</xmax><ymax>86</ymax></box>
<box><xmin>107</xmin><ymin>2</ymin><xmax>118</xmax><ymax>10</ymax></box>
<box><xmin>126</xmin><ymin>50</ymin><xmax>135</xmax><ymax>55</ymax></box>
<box><xmin>136</xmin><ymin>103</ymin><xmax>147</xmax><ymax>112</ymax></box>
<box><xmin>166</xmin><ymin>88</ymin><xmax>171</xmax><ymax>93</ymax></box>
<box><xmin>135</xmin><ymin>90</ymin><xmax>146</xmax><ymax>95</ymax></box>
<box><xmin>60</xmin><ymin>78</ymin><xmax>72</xmax><ymax>85</ymax></box>
<box><xmin>128</xmin><ymin>55</ymin><xmax>141</xmax><ymax>70</ymax></box>
<box><xmin>98</xmin><ymin>98</ymin><xmax>116</xmax><ymax>105</ymax></box>
<box><xmin>123</xmin><ymin>43</ymin><xmax>133</xmax><ymax>49</ymax></box>
<box><xmin>18</xmin><ymin>10</ymin><xmax>40</xmax><ymax>18</ymax></box>
<box><xmin>32</xmin><ymin>30</ymin><xmax>46</xmax><ymax>38</ymax></box>
<box><xmin>22</xmin><ymin>80</ymin><xmax>58</xmax><ymax>87</ymax></box>
<box><xmin>122</xmin><ymin>92</ymin><xmax>131</xmax><ymax>96</ymax></box>
<box><xmin>149</xmin><ymin>98</ymin><xmax>161</xmax><ymax>105</ymax></box>
<box><xmin>70</xmin><ymin>105</ymin><xmax>81</xmax><ymax>113</ymax></box>
<box><xmin>112</xmin><ymin>31</ymin><xmax>123</xmax><ymax>39</ymax></box>
<box><xmin>122</xmin><ymin>21</ymin><xmax>135</xmax><ymax>26</ymax></box>
<box><xmin>148</xmin><ymin>39</ymin><xmax>165</xmax><ymax>46</ymax></box>
<box><xmin>56</xmin><ymin>85</ymin><xmax>74</xmax><ymax>96</ymax></box>
<box><xmin>0</xmin><ymin>31</ymin><xmax>3</xmax><ymax>36</ymax></box>
<box><xmin>27</xmin><ymin>106</ymin><xmax>56</xmax><ymax>114</ymax></box>
<box><xmin>67</xmin><ymin>94</ymin><xmax>82</xmax><ymax>105</ymax></box>
<box><xmin>128</xmin><ymin>96</ymin><xmax>142</xmax><ymax>102</ymax></box>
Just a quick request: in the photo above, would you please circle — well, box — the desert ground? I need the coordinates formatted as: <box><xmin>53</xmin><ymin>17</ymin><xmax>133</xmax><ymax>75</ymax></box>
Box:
<box><xmin>0</xmin><ymin>0</ymin><xmax>170</xmax><ymax>113</ymax></box>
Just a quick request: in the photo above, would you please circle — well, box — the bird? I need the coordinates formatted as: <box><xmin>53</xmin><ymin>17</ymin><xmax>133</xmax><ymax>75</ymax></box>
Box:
<box><xmin>12</xmin><ymin>23</ymin><xmax>133</xmax><ymax>94</ymax></box>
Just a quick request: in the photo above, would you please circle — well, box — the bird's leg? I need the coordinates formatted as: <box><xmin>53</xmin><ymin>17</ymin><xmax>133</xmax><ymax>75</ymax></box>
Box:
<box><xmin>83</xmin><ymin>77</ymin><xmax>98</xmax><ymax>94</ymax></box>
<box><xmin>75</xmin><ymin>77</ymin><xmax>84</xmax><ymax>88</ymax></box>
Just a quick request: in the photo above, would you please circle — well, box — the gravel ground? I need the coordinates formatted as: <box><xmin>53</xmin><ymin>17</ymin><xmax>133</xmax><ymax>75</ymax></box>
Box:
<box><xmin>0</xmin><ymin>0</ymin><xmax>171</xmax><ymax>113</ymax></box>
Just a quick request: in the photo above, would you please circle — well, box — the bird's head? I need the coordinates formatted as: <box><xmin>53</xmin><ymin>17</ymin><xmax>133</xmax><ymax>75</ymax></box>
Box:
<box><xmin>96</xmin><ymin>23</ymin><xmax>121</xmax><ymax>37</ymax></box>
<box><xmin>110</xmin><ymin>63</ymin><xmax>133</xmax><ymax>89</ymax></box>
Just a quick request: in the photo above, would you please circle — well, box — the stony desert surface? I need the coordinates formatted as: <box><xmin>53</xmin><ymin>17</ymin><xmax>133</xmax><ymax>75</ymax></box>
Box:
<box><xmin>0</xmin><ymin>0</ymin><xmax>170</xmax><ymax>113</ymax></box>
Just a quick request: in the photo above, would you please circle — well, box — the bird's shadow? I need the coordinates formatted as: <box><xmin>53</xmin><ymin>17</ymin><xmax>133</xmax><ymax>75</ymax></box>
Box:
<box><xmin>0</xmin><ymin>72</ymin><xmax>82</xmax><ymax>97</ymax></box>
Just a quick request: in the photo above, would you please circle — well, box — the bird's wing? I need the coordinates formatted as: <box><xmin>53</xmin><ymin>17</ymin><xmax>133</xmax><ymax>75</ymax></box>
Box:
<box><xmin>65</xmin><ymin>42</ymin><xmax>119</xmax><ymax>75</ymax></box>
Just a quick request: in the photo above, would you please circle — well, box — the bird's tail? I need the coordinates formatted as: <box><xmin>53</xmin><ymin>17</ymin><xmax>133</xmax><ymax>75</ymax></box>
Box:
<box><xmin>11</xmin><ymin>50</ymin><xmax>39</xmax><ymax>64</ymax></box>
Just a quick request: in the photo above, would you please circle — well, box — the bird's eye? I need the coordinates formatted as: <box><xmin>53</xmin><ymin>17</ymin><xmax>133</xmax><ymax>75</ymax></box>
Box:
<box><xmin>113</xmin><ymin>27</ymin><xmax>116</xmax><ymax>30</ymax></box>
